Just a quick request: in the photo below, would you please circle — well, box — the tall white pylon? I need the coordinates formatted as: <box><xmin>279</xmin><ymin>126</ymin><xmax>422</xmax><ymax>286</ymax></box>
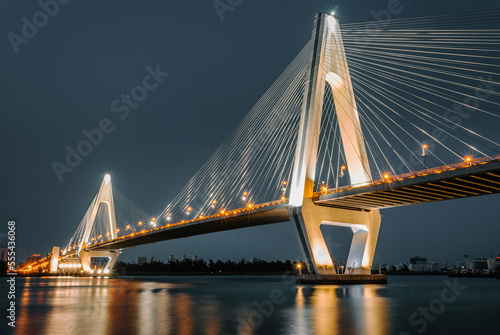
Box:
<box><xmin>80</xmin><ymin>174</ymin><xmax>117</xmax><ymax>249</ymax></box>
<box><xmin>78</xmin><ymin>174</ymin><xmax>119</xmax><ymax>273</ymax></box>
<box><xmin>288</xmin><ymin>13</ymin><xmax>381</xmax><ymax>275</ymax></box>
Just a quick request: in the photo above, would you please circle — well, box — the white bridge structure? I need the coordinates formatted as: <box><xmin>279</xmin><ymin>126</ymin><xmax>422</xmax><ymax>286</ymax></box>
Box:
<box><xmin>21</xmin><ymin>12</ymin><xmax>500</xmax><ymax>276</ymax></box>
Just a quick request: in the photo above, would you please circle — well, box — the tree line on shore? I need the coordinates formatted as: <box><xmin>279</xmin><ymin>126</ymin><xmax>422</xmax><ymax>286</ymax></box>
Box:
<box><xmin>113</xmin><ymin>258</ymin><xmax>305</xmax><ymax>275</ymax></box>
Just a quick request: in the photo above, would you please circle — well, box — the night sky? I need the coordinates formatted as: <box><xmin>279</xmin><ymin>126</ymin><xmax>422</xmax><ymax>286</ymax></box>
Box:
<box><xmin>2</xmin><ymin>0</ymin><xmax>499</xmax><ymax>266</ymax></box>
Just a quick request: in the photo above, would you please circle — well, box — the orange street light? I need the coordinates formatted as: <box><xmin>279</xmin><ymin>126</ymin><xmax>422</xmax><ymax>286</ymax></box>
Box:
<box><xmin>422</xmin><ymin>144</ymin><xmax>429</xmax><ymax>169</ymax></box>
<box><xmin>295</xmin><ymin>262</ymin><xmax>304</xmax><ymax>275</ymax></box>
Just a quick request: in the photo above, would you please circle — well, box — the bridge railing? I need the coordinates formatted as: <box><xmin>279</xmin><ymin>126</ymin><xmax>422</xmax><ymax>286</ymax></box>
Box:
<box><xmin>317</xmin><ymin>154</ymin><xmax>500</xmax><ymax>197</ymax></box>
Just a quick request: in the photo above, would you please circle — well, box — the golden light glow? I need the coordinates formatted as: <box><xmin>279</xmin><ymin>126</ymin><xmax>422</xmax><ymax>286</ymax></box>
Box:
<box><xmin>465</xmin><ymin>156</ymin><xmax>473</xmax><ymax>163</ymax></box>
<box><xmin>243</xmin><ymin>191</ymin><xmax>248</xmax><ymax>196</ymax></box>
<box><xmin>313</xmin><ymin>244</ymin><xmax>334</xmax><ymax>266</ymax></box>
<box><xmin>341</xmin><ymin>165</ymin><xmax>346</xmax><ymax>170</ymax></box>
<box><xmin>282</xmin><ymin>181</ymin><xmax>287</xmax><ymax>185</ymax></box>
<box><xmin>423</xmin><ymin>144</ymin><xmax>428</xmax><ymax>149</ymax></box>
<box><xmin>247</xmin><ymin>203</ymin><xmax>253</xmax><ymax>209</ymax></box>
<box><xmin>187</xmin><ymin>207</ymin><xmax>192</xmax><ymax>212</ymax></box>
<box><xmin>138</xmin><ymin>221</ymin><xmax>143</xmax><ymax>226</ymax></box>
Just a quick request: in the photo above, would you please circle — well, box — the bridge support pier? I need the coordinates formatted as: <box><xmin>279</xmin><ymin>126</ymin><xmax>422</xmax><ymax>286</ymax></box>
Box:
<box><xmin>79</xmin><ymin>248</ymin><xmax>120</xmax><ymax>273</ymax></box>
<box><xmin>49</xmin><ymin>246</ymin><xmax>60</xmax><ymax>274</ymax></box>
<box><xmin>290</xmin><ymin>198</ymin><xmax>381</xmax><ymax>275</ymax></box>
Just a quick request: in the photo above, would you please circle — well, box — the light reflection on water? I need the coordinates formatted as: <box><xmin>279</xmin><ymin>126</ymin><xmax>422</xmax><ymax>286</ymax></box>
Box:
<box><xmin>285</xmin><ymin>285</ymin><xmax>389</xmax><ymax>335</ymax></box>
<box><xmin>2</xmin><ymin>275</ymin><xmax>498</xmax><ymax>334</ymax></box>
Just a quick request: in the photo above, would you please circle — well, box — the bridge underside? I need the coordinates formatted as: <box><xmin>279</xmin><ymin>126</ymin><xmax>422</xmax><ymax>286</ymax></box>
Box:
<box><xmin>88</xmin><ymin>204</ymin><xmax>290</xmax><ymax>251</ymax></box>
<box><xmin>314</xmin><ymin>160</ymin><xmax>500</xmax><ymax>211</ymax></box>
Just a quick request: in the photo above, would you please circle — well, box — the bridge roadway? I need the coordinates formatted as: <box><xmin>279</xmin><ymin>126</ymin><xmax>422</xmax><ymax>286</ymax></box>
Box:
<box><xmin>88</xmin><ymin>202</ymin><xmax>290</xmax><ymax>251</ymax></box>
<box><xmin>315</xmin><ymin>155</ymin><xmax>500</xmax><ymax>211</ymax></box>
<box><xmin>85</xmin><ymin>155</ymin><xmax>500</xmax><ymax>252</ymax></box>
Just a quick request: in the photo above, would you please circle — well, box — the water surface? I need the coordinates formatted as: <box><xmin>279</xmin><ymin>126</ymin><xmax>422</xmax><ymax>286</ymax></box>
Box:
<box><xmin>1</xmin><ymin>275</ymin><xmax>499</xmax><ymax>334</ymax></box>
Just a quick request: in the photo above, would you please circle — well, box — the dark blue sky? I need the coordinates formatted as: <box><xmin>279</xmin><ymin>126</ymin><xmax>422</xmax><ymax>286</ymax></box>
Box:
<box><xmin>1</xmin><ymin>0</ymin><xmax>499</xmax><ymax>265</ymax></box>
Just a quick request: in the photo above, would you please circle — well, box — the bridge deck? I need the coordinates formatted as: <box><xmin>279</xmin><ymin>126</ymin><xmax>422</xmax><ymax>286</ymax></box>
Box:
<box><xmin>73</xmin><ymin>157</ymin><xmax>500</xmax><ymax>253</ymax></box>
<box><xmin>314</xmin><ymin>156</ymin><xmax>500</xmax><ymax>211</ymax></box>
<box><xmin>88</xmin><ymin>203</ymin><xmax>289</xmax><ymax>251</ymax></box>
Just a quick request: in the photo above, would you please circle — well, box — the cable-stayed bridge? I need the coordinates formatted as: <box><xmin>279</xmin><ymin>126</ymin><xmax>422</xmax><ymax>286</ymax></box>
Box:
<box><xmin>21</xmin><ymin>11</ymin><xmax>500</xmax><ymax>277</ymax></box>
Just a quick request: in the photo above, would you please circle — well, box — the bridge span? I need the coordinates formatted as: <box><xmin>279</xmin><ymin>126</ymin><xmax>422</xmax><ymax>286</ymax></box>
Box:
<box><xmin>88</xmin><ymin>202</ymin><xmax>289</xmax><ymax>251</ymax></box>
<box><xmin>90</xmin><ymin>155</ymin><xmax>500</xmax><ymax>251</ymax></box>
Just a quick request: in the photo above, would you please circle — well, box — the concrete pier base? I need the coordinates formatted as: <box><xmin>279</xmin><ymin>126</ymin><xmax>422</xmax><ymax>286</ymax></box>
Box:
<box><xmin>296</xmin><ymin>274</ymin><xmax>387</xmax><ymax>285</ymax></box>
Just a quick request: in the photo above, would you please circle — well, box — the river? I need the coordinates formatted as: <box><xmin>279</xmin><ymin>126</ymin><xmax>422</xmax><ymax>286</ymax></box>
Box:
<box><xmin>1</xmin><ymin>275</ymin><xmax>499</xmax><ymax>334</ymax></box>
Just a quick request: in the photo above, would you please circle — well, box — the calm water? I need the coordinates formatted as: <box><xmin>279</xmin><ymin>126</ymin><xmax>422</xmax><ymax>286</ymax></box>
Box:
<box><xmin>1</xmin><ymin>275</ymin><xmax>499</xmax><ymax>335</ymax></box>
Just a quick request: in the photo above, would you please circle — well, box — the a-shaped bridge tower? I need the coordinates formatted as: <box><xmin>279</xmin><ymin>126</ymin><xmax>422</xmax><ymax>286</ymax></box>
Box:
<box><xmin>50</xmin><ymin>175</ymin><xmax>120</xmax><ymax>274</ymax></box>
<box><xmin>288</xmin><ymin>13</ymin><xmax>380</xmax><ymax>275</ymax></box>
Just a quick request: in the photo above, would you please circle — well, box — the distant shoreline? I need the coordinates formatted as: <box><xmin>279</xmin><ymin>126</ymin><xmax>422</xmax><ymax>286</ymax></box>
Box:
<box><xmin>119</xmin><ymin>271</ymin><xmax>289</xmax><ymax>276</ymax></box>
<box><xmin>387</xmin><ymin>271</ymin><xmax>447</xmax><ymax>276</ymax></box>
<box><xmin>1</xmin><ymin>271</ymin><xmax>291</xmax><ymax>278</ymax></box>
<box><xmin>4</xmin><ymin>271</ymin><xmax>498</xmax><ymax>278</ymax></box>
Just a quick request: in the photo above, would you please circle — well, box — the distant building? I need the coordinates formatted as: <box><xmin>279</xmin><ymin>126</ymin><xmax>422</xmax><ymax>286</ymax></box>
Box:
<box><xmin>250</xmin><ymin>258</ymin><xmax>262</xmax><ymax>263</ymax></box>
<box><xmin>409</xmin><ymin>257</ymin><xmax>428</xmax><ymax>272</ymax></box>
<box><xmin>407</xmin><ymin>257</ymin><xmax>446</xmax><ymax>272</ymax></box>
<box><xmin>167</xmin><ymin>255</ymin><xmax>176</xmax><ymax>262</ymax></box>
<box><xmin>136</xmin><ymin>257</ymin><xmax>147</xmax><ymax>265</ymax></box>
<box><xmin>487</xmin><ymin>256</ymin><xmax>500</xmax><ymax>272</ymax></box>
<box><xmin>429</xmin><ymin>261</ymin><xmax>440</xmax><ymax>272</ymax></box>
<box><xmin>470</xmin><ymin>258</ymin><xmax>488</xmax><ymax>270</ymax></box>
<box><xmin>192</xmin><ymin>255</ymin><xmax>201</xmax><ymax>262</ymax></box>
<box><xmin>0</xmin><ymin>248</ymin><xmax>8</xmax><ymax>262</ymax></box>
<box><xmin>180</xmin><ymin>255</ymin><xmax>187</xmax><ymax>262</ymax></box>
